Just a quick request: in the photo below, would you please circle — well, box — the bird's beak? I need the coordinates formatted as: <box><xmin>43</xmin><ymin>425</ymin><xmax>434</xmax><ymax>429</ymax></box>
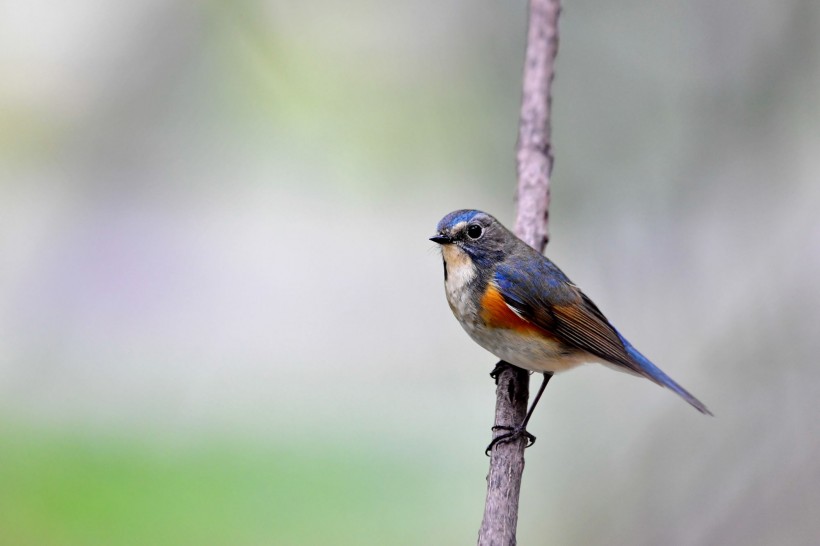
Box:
<box><xmin>429</xmin><ymin>234</ymin><xmax>452</xmax><ymax>244</ymax></box>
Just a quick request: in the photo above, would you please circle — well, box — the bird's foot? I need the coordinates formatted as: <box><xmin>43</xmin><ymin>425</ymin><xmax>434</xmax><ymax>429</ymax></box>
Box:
<box><xmin>484</xmin><ymin>425</ymin><xmax>536</xmax><ymax>456</ymax></box>
<box><xmin>489</xmin><ymin>361</ymin><xmax>511</xmax><ymax>385</ymax></box>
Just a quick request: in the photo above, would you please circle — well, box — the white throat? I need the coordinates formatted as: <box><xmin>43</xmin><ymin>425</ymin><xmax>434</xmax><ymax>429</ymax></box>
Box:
<box><xmin>441</xmin><ymin>245</ymin><xmax>477</xmax><ymax>314</ymax></box>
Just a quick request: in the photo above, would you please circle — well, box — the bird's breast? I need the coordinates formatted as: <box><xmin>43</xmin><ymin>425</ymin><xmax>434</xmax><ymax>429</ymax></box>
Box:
<box><xmin>440</xmin><ymin>247</ymin><xmax>588</xmax><ymax>373</ymax></box>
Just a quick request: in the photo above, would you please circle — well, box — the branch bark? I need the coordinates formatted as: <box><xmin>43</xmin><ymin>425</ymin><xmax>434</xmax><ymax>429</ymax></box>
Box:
<box><xmin>478</xmin><ymin>1</ymin><xmax>560</xmax><ymax>544</ymax></box>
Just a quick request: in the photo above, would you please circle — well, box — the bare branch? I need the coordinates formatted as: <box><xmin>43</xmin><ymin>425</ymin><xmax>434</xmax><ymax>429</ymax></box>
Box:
<box><xmin>515</xmin><ymin>0</ymin><xmax>559</xmax><ymax>252</ymax></box>
<box><xmin>478</xmin><ymin>1</ymin><xmax>560</xmax><ymax>544</ymax></box>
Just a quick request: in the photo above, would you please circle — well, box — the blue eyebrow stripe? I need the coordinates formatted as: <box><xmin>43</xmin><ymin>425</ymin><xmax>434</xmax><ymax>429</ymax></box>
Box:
<box><xmin>437</xmin><ymin>209</ymin><xmax>479</xmax><ymax>231</ymax></box>
<box><xmin>450</xmin><ymin>210</ymin><xmax>478</xmax><ymax>224</ymax></box>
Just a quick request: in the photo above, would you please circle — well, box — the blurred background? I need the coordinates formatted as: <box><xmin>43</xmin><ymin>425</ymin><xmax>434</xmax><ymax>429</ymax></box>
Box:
<box><xmin>1</xmin><ymin>0</ymin><xmax>819</xmax><ymax>544</ymax></box>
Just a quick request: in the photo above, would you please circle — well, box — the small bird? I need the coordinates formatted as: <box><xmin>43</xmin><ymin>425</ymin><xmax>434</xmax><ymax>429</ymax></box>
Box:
<box><xmin>430</xmin><ymin>209</ymin><xmax>712</xmax><ymax>452</ymax></box>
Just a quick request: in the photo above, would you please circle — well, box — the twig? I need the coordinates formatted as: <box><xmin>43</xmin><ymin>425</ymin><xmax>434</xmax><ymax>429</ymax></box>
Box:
<box><xmin>477</xmin><ymin>1</ymin><xmax>560</xmax><ymax>544</ymax></box>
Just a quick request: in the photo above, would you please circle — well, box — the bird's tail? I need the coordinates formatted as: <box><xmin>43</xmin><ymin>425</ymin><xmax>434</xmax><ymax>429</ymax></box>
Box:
<box><xmin>617</xmin><ymin>334</ymin><xmax>713</xmax><ymax>416</ymax></box>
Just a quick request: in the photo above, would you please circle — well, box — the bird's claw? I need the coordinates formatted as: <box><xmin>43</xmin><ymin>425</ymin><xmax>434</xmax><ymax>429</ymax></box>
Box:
<box><xmin>484</xmin><ymin>425</ymin><xmax>536</xmax><ymax>456</ymax></box>
<box><xmin>489</xmin><ymin>362</ymin><xmax>510</xmax><ymax>385</ymax></box>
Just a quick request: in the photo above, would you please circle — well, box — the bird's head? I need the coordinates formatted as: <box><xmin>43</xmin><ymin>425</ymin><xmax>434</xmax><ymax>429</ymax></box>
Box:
<box><xmin>430</xmin><ymin>209</ymin><xmax>511</xmax><ymax>267</ymax></box>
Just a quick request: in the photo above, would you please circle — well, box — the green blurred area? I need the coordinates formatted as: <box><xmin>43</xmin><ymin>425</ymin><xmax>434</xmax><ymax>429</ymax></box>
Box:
<box><xmin>0</xmin><ymin>424</ymin><xmax>476</xmax><ymax>546</ymax></box>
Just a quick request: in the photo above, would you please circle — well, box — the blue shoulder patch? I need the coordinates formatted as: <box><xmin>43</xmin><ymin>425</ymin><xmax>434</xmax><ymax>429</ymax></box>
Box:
<box><xmin>493</xmin><ymin>255</ymin><xmax>577</xmax><ymax>308</ymax></box>
<box><xmin>500</xmin><ymin>254</ymin><xmax>571</xmax><ymax>288</ymax></box>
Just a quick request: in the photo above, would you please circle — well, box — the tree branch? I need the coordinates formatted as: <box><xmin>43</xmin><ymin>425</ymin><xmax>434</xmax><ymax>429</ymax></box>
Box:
<box><xmin>478</xmin><ymin>1</ymin><xmax>560</xmax><ymax>544</ymax></box>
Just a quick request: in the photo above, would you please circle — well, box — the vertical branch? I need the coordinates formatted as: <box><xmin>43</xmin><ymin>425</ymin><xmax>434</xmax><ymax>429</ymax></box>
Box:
<box><xmin>478</xmin><ymin>1</ymin><xmax>560</xmax><ymax>545</ymax></box>
<box><xmin>515</xmin><ymin>0</ymin><xmax>559</xmax><ymax>252</ymax></box>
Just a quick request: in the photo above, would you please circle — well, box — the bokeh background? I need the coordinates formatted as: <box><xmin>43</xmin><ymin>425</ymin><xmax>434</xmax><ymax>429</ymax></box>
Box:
<box><xmin>1</xmin><ymin>0</ymin><xmax>819</xmax><ymax>544</ymax></box>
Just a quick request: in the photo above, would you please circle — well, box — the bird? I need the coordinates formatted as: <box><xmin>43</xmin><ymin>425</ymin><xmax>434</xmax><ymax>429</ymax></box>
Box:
<box><xmin>430</xmin><ymin>209</ymin><xmax>712</xmax><ymax>453</ymax></box>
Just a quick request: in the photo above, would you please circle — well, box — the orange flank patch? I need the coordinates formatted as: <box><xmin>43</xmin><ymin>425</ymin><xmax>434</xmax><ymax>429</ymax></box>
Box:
<box><xmin>480</xmin><ymin>284</ymin><xmax>547</xmax><ymax>336</ymax></box>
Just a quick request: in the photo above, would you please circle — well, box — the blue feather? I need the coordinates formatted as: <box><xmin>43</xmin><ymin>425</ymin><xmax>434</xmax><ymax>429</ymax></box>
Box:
<box><xmin>616</xmin><ymin>332</ymin><xmax>713</xmax><ymax>416</ymax></box>
<box><xmin>436</xmin><ymin>209</ymin><xmax>479</xmax><ymax>231</ymax></box>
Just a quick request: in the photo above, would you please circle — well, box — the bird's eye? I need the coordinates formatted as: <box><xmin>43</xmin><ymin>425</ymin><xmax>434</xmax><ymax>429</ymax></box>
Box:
<box><xmin>466</xmin><ymin>224</ymin><xmax>483</xmax><ymax>239</ymax></box>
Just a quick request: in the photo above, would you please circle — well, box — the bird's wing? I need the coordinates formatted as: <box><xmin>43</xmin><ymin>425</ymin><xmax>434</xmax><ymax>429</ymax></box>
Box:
<box><xmin>493</xmin><ymin>260</ymin><xmax>642</xmax><ymax>374</ymax></box>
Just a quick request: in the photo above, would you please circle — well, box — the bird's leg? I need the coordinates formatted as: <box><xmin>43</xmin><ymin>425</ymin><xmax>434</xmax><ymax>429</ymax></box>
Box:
<box><xmin>485</xmin><ymin>371</ymin><xmax>553</xmax><ymax>455</ymax></box>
